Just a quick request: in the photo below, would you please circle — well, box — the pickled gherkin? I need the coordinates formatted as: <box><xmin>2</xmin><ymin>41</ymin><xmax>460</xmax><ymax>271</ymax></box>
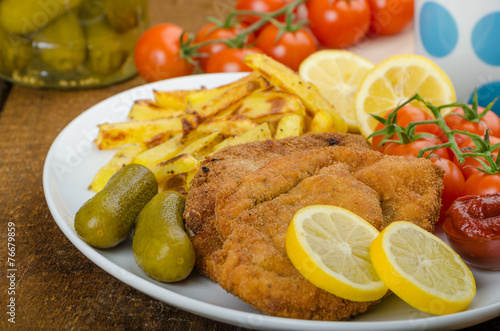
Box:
<box><xmin>0</xmin><ymin>0</ymin><xmax>148</xmax><ymax>88</ymax></box>
<box><xmin>34</xmin><ymin>12</ymin><xmax>86</xmax><ymax>73</ymax></box>
<box><xmin>0</xmin><ymin>26</ymin><xmax>32</xmax><ymax>75</ymax></box>
<box><xmin>133</xmin><ymin>191</ymin><xmax>195</xmax><ymax>282</ymax></box>
<box><xmin>0</xmin><ymin>0</ymin><xmax>83</xmax><ymax>34</ymax></box>
<box><xmin>104</xmin><ymin>0</ymin><xmax>147</xmax><ymax>33</ymax></box>
<box><xmin>85</xmin><ymin>20</ymin><xmax>128</xmax><ymax>75</ymax></box>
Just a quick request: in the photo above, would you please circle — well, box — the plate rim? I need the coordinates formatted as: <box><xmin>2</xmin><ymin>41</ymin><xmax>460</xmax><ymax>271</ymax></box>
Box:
<box><xmin>42</xmin><ymin>72</ymin><xmax>500</xmax><ymax>330</ymax></box>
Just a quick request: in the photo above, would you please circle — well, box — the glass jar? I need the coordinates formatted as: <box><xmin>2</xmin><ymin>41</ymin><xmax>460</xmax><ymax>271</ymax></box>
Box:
<box><xmin>0</xmin><ymin>0</ymin><xmax>148</xmax><ymax>88</ymax></box>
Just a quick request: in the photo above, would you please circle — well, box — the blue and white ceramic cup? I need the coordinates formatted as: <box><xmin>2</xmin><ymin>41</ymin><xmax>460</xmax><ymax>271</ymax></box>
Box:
<box><xmin>414</xmin><ymin>0</ymin><xmax>500</xmax><ymax>113</ymax></box>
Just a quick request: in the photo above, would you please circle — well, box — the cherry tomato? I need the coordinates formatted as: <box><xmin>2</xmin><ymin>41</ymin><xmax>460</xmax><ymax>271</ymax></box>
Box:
<box><xmin>371</xmin><ymin>105</ymin><xmax>445</xmax><ymax>152</ymax></box>
<box><xmin>452</xmin><ymin>136</ymin><xmax>500</xmax><ymax>180</ymax></box>
<box><xmin>383</xmin><ymin>136</ymin><xmax>450</xmax><ymax>159</ymax></box>
<box><xmin>236</xmin><ymin>0</ymin><xmax>289</xmax><ymax>25</ymax></box>
<box><xmin>134</xmin><ymin>23</ymin><xmax>194</xmax><ymax>82</ymax></box>
<box><xmin>195</xmin><ymin>22</ymin><xmax>255</xmax><ymax>71</ymax></box>
<box><xmin>444</xmin><ymin>106</ymin><xmax>500</xmax><ymax>146</ymax></box>
<box><xmin>307</xmin><ymin>0</ymin><xmax>370</xmax><ymax>48</ymax></box>
<box><xmin>256</xmin><ymin>23</ymin><xmax>317</xmax><ymax>71</ymax></box>
<box><xmin>430</xmin><ymin>158</ymin><xmax>465</xmax><ymax>222</ymax></box>
<box><xmin>205</xmin><ymin>47</ymin><xmax>264</xmax><ymax>73</ymax></box>
<box><xmin>463</xmin><ymin>172</ymin><xmax>500</xmax><ymax>196</ymax></box>
<box><xmin>368</xmin><ymin>0</ymin><xmax>414</xmax><ymax>36</ymax></box>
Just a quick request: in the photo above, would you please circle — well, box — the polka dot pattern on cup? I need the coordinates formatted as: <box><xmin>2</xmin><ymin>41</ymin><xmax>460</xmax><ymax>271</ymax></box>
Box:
<box><xmin>419</xmin><ymin>2</ymin><xmax>458</xmax><ymax>57</ymax></box>
<box><xmin>471</xmin><ymin>12</ymin><xmax>500</xmax><ymax>66</ymax></box>
<box><xmin>469</xmin><ymin>82</ymin><xmax>500</xmax><ymax>115</ymax></box>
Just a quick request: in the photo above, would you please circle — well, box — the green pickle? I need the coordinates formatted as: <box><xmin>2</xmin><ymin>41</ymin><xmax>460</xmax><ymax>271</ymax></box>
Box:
<box><xmin>34</xmin><ymin>12</ymin><xmax>86</xmax><ymax>73</ymax></box>
<box><xmin>74</xmin><ymin>164</ymin><xmax>158</xmax><ymax>249</ymax></box>
<box><xmin>85</xmin><ymin>20</ymin><xmax>128</xmax><ymax>75</ymax></box>
<box><xmin>133</xmin><ymin>191</ymin><xmax>195</xmax><ymax>282</ymax></box>
<box><xmin>104</xmin><ymin>0</ymin><xmax>147</xmax><ymax>33</ymax></box>
<box><xmin>0</xmin><ymin>0</ymin><xmax>83</xmax><ymax>34</ymax></box>
<box><xmin>0</xmin><ymin>0</ymin><xmax>148</xmax><ymax>88</ymax></box>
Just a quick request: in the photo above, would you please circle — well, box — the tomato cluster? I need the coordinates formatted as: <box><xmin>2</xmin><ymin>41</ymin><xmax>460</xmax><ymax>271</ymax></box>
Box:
<box><xmin>134</xmin><ymin>0</ymin><xmax>414</xmax><ymax>82</ymax></box>
<box><xmin>371</xmin><ymin>103</ymin><xmax>500</xmax><ymax>221</ymax></box>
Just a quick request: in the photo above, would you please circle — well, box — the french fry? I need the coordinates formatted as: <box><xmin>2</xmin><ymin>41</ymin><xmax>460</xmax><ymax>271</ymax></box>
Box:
<box><xmin>180</xmin><ymin>132</ymin><xmax>224</xmax><ymax>159</ymax></box>
<box><xmin>243</xmin><ymin>53</ymin><xmax>348</xmax><ymax>133</ymax></box>
<box><xmin>95</xmin><ymin>118</ymin><xmax>184</xmax><ymax>150</ymax></box>
<box><xmin>308</xmin><ymin>110</ymin><xmax>336</xmax><ymax>133</ymax></box>
<box><xmin>222</xmin><ymin>90</ymin><xmax>306</xmax><ymax>123</ymax></box>
<box><xmin>128</xmin><ymin>100</ymin><xmax>185</xmax><ymax>120</ymax></box>
<box><xmin>153</xmin><ymin>89</ymin><xmax>193</xmax><ymax>109</ymax></box>
<box><xmin>275</xmin><ymin>114</ymin><xmax>305</xmax><ymax>139</ymax></box>
<box><xmin>195</xmin><ymin>116</ymin><xmax>258</xmax><ymax>137</ymax></box>
<box><xmin>151</xmin><ymin>153</ymin><xmax>199</xmax><ymax>182</ymax></box>
<box><xmin>212</xmin><ymin>122</ymin><xmax>273</xmax><ymax>152</ymax></box>
<box><xmin>185</xmin><ymin>74</ymin><xmax>259</xmax><ymax>111</ymax></box>
<box><xmin>131</xmin><ymin>133</ymin><xmax>183</xmax><ymax>167</ymax></box>
<box><xmin>89</xmin><ymin>144</ymin><xmax>146</xmax><ymax>192</ymax></box>
<box><xmin>188</xmin><ymin>72</ymin><xmax>269</xmax><ymax>120</ymax></box>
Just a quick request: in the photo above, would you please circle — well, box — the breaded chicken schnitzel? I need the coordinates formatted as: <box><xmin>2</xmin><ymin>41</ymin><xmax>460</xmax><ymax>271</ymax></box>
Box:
<box><xmin>184</xmin><ymin>133</ymin><xmax>444</xmax><ymax>320</ymax></box>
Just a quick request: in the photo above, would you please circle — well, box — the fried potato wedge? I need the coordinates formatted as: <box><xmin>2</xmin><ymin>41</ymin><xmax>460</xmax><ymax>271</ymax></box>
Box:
<box><xmin>151</xmin><ymin>153</ymin><xmax>200</xmax><ymax>182</ymax></box>
<box><xmin>95</xmin><ymin>118</ymin><xmax>184</xmax><ymax>150</ymax></box>
<box><xmin>195</xmin><ymin>116</ymin><xmax>258</xmax><ymax>137</ymax></box>
<box><xmin>153</xmin><ymin>89</ymin><xmax>194</xmax><ymax>109</ymax></box>
<box><xmin>275</xmin><ymin>114</ymin><xmax>305</xmax><ymax>139</ymax></box>
<box><xmin>188</xmin><ymin>72</ymin><xmax>269</xmax><ymax>120</ymax></box>
<box><xmin>180</xmin><ymin>132</ymin><xmax>224</xmax><ymax>159</ymax></box>
<box><xmin>132</xmin><ymin>133</ymin><xmax>183</xmax><ymax>167</ymax></box>
<box><xmin>308</xmin><ymin>109</ymin><xmax>337</xmax><ymax>133</ymax></box>
<box><xmin>219</xmin><ymin>90</ymin><xmax>306</xmax><ymax>124</ymax></box>
<box><xmin>128</xmin><ymin>100</ymin><xmax>185</xmax><ymax>120</ymax></box>
<box><xmin>212</xmin><ymin>122</ymin><xmax>272</xmax><ymax>153</ymax></box>
<box><xmin>89</xmin><ymin>144</ymin><xmax>146</xmax><ymax>192</ymax></box>
<box><xmin>243</xmin><ymin>53</ymin><xmax>348</xmax><ymax>133</ymax></box>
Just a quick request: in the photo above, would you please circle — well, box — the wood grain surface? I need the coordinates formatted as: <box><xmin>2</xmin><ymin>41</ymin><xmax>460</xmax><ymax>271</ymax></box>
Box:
<box><xmin>0</xmin><ymin>0</ymin><xmax>498</xmax><ymax>330</ymax></box>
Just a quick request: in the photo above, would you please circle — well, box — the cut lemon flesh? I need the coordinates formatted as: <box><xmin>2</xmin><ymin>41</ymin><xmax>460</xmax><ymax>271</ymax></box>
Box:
<box><xmin>370</xmin><ymin>221</ymin><xmax>476</xmax><ymax>315</ymax></box>
<box><xmin>299</xmin><ymin>50</ymin><xmax>374</xmax><ymax>132</ymax></box>
<box><xmin>355</xmin><ymin>54</ymin><xmax>456</xmax><ymax>139</ymax></box>
<box><xmin>286</xmin><ymin>205</ymin><xmax>388</xmax><ymax>302</ymax></box>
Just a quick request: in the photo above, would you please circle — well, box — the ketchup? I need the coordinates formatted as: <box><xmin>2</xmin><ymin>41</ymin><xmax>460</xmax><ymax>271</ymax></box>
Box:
<box><xmin>443</xmin><ymin>193</ymin><xmax>500</xmax><ymax>270</ymax></box>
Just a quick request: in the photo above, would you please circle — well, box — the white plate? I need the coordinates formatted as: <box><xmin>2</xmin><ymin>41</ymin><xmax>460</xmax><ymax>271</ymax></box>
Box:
<box><xmin>43</xmin><ymin>72</ymin><xmax>500</xmax><ymax>330</ymax></box>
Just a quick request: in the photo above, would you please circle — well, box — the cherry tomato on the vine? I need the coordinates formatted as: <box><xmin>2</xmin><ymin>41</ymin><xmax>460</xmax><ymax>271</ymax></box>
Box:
<box><xmin>368</xmin><ymin>0</ymin><xmax>414</xmax><ymax>36</ymax></box>
<box><xmin>256</xmin><ymin>23</ymin><xmax>317</xmax><ymax>71</ymax></box>
<box><xmin>134</xmin><ymin>23</ymin><xmax>194</xmax><ymax>82</ymax></box>
<box><xmin>382</xmin><ymin>136</ymin><xmax>450</xmax><ymax>160</ymax></box>
<box><xmin>204</xmin><ymin>47</ymin><xmax>264</xmax><ymax>73</ymax></box>
<box><xmin>371</xmin><ymin>105</ymin><xmax>445</xmax><ymax>152</ymax></box>
<box><xmin>195</xmin><ymin>22</ymin><xmax>255</xmax><ymax>72</ymax></box>
<box><xmin>307</xmin><ymin>0</ymin><xmax>371</xmax><ymax>48</ymax></box>
<box><xmin>236</xmin><ymin>0</ymin><xmax>289</xmax><ymax>25</ymax></box>
<box><xmin>452</xmin><ymin>136</ymin><xmax>500</xmax><ymax>180</ymax></box>
<box><xmin>430</xmin><ymin>158</ymin><xmax>465</xmax><ymax>222</ymax></box>
<box><xmin>463</xmin><ymin>171</ymin><xmax>500</xmax><ymax>196</ymax></box>
<box><xmin>444</xmin><ymin>106</ymin><xmax>500</xmax><ymax>146</ymax></box>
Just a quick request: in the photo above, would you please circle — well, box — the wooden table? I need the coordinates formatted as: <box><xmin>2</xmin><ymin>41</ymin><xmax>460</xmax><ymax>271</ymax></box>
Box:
<box><xmin>0</xmin><ymin>0</ymin><xmax>498</xmax><ymax>329</ymax></box>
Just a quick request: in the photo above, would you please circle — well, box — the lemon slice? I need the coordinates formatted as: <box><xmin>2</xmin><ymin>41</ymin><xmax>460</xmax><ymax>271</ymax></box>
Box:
<box><xmin>354</xmin><ymin>54</ymin><xmax>456</xmax><ymax>139</ymax></box>
<box><xmin>299</xmin><ymin>50</ymin><xmax>374</xmax><ymax>132</ymax></box>
<box><xmin>286</xmin><ymin>205</ymin><xmax>388</xmax><ymax>302</ymax></box>
<box><xmin>370</xmin><ymin>221</ymin><xmax>476</xmax><ymax>315</ymax></box>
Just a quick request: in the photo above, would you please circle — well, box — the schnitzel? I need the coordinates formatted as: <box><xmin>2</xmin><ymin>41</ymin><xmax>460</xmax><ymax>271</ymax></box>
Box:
<box><xmin>184</xmin><ymin>132</ymin><xmax>444</xmax><ymax>320</ymax></box>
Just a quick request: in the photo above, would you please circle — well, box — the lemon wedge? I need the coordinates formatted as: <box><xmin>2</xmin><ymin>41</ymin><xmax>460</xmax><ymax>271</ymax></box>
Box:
<box><xmin>354</xmin><ymin>54</ymin><xmax>456</xmax><ymax>139</ymax></box>
<box><xmin>370</xmin><ymin>221</ymin><xmax>476</xmax><ymax>315</ymax></box>
<box><xmin>299</xmin><ymin>50</ymin><xmax>374</xmax><ymax>132</ymax></box>
<box><xmin>286</xmin><ymin>205</ymin><xmax>388</xmax><ymax>302</ymax></box>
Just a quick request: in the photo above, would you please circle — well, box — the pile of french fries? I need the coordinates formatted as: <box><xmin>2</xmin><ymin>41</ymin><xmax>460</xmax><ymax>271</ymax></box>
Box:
<box><xmin>90</xmin><ymin>54</ymin><xmax>348</xmax><ymax>194</ymax></box>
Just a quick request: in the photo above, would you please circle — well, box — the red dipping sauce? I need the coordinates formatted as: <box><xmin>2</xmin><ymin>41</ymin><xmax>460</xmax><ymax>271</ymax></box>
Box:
<box><xmin>443</xmin><ymin>193</ymin><xmax>500</xmax><ymax>270</ymax></box>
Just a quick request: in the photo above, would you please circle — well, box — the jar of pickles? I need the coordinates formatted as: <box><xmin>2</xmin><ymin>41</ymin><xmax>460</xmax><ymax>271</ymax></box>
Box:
<box><xmin>0</xmin><ymin>0</ymin><xmax>148</xmax><ymax>88</ymax></box>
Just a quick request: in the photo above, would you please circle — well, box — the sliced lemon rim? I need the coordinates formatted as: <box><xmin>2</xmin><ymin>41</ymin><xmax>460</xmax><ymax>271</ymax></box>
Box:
<box><xmin>370</xmin><ymin>221</ymin><xmax>476</xmax><ymax>315</ymax></box>
<box><xmin>299</xmin><ymin>50</ymin><xmax>374</xmax><ymax>131</ymax></box>
<box><xmin>286</xmin><ymin>205</ymin><xmax>388</xmax><ymax>302</ymax></box>
<box><xmin>355</xmin><ymin>54</ymin><xmax>456</xmax><ymax>139</ymax></box>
